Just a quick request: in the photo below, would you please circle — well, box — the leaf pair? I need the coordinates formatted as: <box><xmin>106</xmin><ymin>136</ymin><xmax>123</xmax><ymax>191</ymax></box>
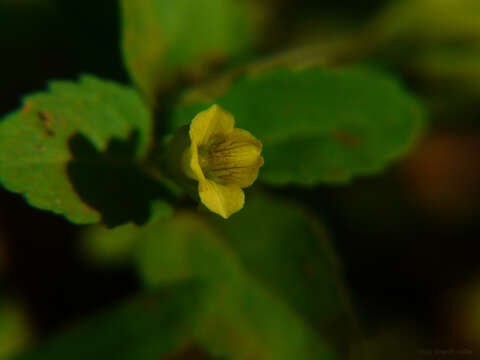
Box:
<box><xmin>0</xmin><ymin>66</ymin><xmax>425</xmax><ymax>225</ymax></box>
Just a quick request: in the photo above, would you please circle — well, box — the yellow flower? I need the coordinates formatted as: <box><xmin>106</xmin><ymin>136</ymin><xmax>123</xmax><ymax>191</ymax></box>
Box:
<box><xmin>182</xmin><ymin>104</ymin><xmax>264</xmax><ymax>218</ymax></box>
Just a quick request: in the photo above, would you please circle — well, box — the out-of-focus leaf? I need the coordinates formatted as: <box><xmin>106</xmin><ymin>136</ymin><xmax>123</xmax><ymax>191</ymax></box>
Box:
<box><xmin>14</xmin><ymin>282</ymin><xmax>206</xmax><ymax>360</ymax></box>
<box><xmin>81</xmin><ymin>202</ymin><xmax>172</xmax><ymax>268</ymax></box>
<box><xmin>411</xmin><ymin>45</ymin><xmax>480</xmax><ymax>93</ymax></box>
<box><xmin>401</xmin><ymin>132</ymin><xmax>480</xmax><ymax>223</ymax></box>
<box><xmin>214</xmin><ymin>192</ymin><xmax>356</xmax><ymax>353</ymax></box>
<box><xmin>171</xmin><ymin>66</ymin><xmax>425</xmax><ymax>185</ymax></box>
<box><xmin>0</xmin><ymin>300</ymin><xmax>31</xmax><ymax>359</ymax></box>
<box><xmin>0</xmin><ymin>75</ymin><xmax>170</xmax><ymax>226</ymax></box>
<box><xmin>121</xmin><ymin>0</ymin><xmax>255</xmax><ymax>102</ymax></box>
<box><xmin>135</xmin><ymin>192</ymin><xmax>354</xmax><ymax>359</ymax></box>
<box><xmin>368</xmin><ymin>0</ymin><xmax>480</xmax><ymax>45</ymax></box>
<box><xmin>81</xmin><ymin>224</ymin><xmax>141</xmax><ymax>268</ymax></box>
<box><xmin>446</xmin><ymin>278</ymin><xmax>480</xmax><ymax>348</ymax></box>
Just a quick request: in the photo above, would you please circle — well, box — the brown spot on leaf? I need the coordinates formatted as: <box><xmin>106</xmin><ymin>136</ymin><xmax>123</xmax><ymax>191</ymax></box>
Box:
<box><xmin>35</xmin><ymin>144</ymin><xmax>47</xmax><ymax>152</ymax></box>
<box><xmin>334</xmin><ymin>130</ymin><xmax>360</xmax><ymax>148</ymax></box>
<box><xmin>21</xmin><ymin>100</ymin><xmax>34</xmax><ymax>115</ymax></box>
<box><xmin>329</xmin><ymin>167</ymin><xmax>347</xmax><ymax>178</ymax></box>
<box><xmin>303</xmin><ymin>263</ymin><xmax>317</xmax><ymax>278</ymax></box>
<box><xmin>37</xmin><ymin>110</ymin><xmax>56</xmax><ymax>136</ymax></box>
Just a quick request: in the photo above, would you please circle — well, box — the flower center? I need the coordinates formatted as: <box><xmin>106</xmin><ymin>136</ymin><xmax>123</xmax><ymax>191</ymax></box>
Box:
<box><xmin>198</xmin><ymin>135</ymin><xmax>262</xmax><ymax>186</ymax></box>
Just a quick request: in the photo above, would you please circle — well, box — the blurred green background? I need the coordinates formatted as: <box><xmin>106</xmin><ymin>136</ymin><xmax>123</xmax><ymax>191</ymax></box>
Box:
<box><xmin>1</xmin><ymin>0</ymin><xmax>480</xmax><ymax>359</ymax></box>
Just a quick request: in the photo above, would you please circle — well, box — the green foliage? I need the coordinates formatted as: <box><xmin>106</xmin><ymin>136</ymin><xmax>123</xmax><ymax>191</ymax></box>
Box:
<box><xmin>0</xmin><ymin>75</ymin><xmax>170</xmax><ymax>226</ymax></box>
<box><xmin>360</xmin><ymin>0</ymin><xmax>480</xmax><ymax>119</ymax></box>
<box><xmin>171</xmin><ymin>66</ymin><xmax>426</xmax><ymax>185</ymax></box>
<box><xmin>14</xmin><ymin>282</ymin><xmax>206</xmax><ymax>360</ymax></box>
<box><xmin>135</xmin><ymin>192</ymin><xmax>352</xmax><ymax>359</ymax></box>
<box><xmin>371</xmin><ymin>0</ymin><xmax>480</xmax><ymax>44</ymax></box>
<box><xmin>18</xmin><ymin>193</ymin><xmax>352</xmax><ymax>359</ymax></box>
<box><xmin>213</xmin><ymin>192</ymin><xmax>355</xmax><ymax>348</ymax></box>
<box><xmin>80</xmin><ymin>202</ymin><xmax>172</xmax><ymax>268</ymax></box>
<box><xmin>412</xmin><ymin>44</ymin><xmax>480</xmax><ymax>89</ymax></box>
<box><xmin>121</xmin><ymin>0</ymin><xmax>255</xmax><ymax>102</ymax></box>
<box><xmin>0</xmin><ymin>300</ymin><xmax>31</xmax><ymax>359</ymax></box>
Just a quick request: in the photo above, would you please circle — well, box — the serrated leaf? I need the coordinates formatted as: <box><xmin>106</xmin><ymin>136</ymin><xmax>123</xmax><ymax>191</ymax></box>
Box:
<box><xmin>134</xmin><ymin>192</ymin><xmax>352</xmax><ymax>359</ymax></box>
<box><xmin>0</xmin><ymin>75</ymin><xmax>169</xmax><ymax>226</ymax></box>
<box><xmin>171</xmin><ymin>66</ymin><xmax>426</xmax><ymax>185</ymax></box>
<box><xmin>13</xmin><ymin>282</ymin><xmax>207</xmax><ymax>360</ymax></box>
<box><xmin>121</xmin><ymin>0</ymin><xmax>255</xmax><ymax>102</ymax></box>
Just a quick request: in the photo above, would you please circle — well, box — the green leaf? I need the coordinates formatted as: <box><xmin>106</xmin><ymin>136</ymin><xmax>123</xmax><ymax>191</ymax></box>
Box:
<box><xmin>135</xmin><ymin>192</ymin><xmax>353</xmax><ymax>359</ymax></box>
<box><xmin>213</xmin><ymin>192</ymin><xmax>356</xmax><ymax>353</ymax></box>
<box><xmin>121</xmin><ymin>0</ymin><xmax>255</xmax><ymax>102</ymax></box>
<box><xmin>0</xmin><ymin>75</ymin><xmax>169</xmax><ymax>226</ymax></box>
<box><xmin>171</xmin><ymin>66</ymin><xmax>426</xmax><ymax>185</ymax></box>
<box><xmin>80</xmin><ymin>202</ymin><xmax>172</xmax><ymax>268</ymax></box>
<box><xmin>0</xmin><ymin>300</ymin><xmax>31</xmax><ymax>359</ymax></box>
<box><xmin>14</xmin><ymin>282</ymin><xmax>207</xmax><ymax>360</ymax></box>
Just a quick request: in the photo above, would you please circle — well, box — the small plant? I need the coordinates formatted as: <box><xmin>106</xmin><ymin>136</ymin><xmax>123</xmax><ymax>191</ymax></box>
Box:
<box><xmin>11</xmin><ymin>0</ymin><xmax>480</xmax><ymax>359</ymax></box>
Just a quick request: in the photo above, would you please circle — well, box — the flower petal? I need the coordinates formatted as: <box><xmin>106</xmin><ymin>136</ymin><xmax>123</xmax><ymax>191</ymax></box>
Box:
<box><xmin>182</xmin><ymin>144</ymin><xmax>205</xmax><ymax>181</ymax></box>
<box><xmin>228</xmin><ymin>128</ymin><xmax>263</xmax><ymax>146</ymax></box>
<box><xmin>198</xmin><ymin>179</ymin><xmax>245</xmax><ymax>218</ymax></box>
<box><xmin>189</xmin><ymin>104</ymin><xmax>235</xmax><ymax>146</ymax></box>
